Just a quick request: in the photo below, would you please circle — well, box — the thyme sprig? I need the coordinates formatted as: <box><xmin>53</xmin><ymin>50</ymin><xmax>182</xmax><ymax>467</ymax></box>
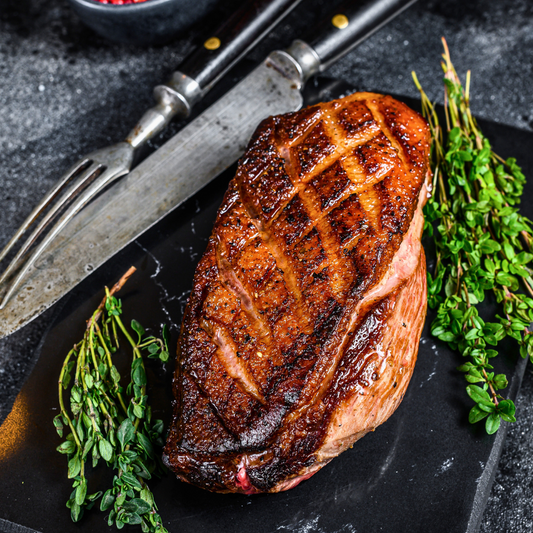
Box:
<box><xmin>413</xmin><ymin>39</ymin><xmax>533</xmax><ymax>434</ymax></box>
<box><xmin>54</xmin><ymin>267</ymin><xmax>170</xmax><ymax>531</ymax></box>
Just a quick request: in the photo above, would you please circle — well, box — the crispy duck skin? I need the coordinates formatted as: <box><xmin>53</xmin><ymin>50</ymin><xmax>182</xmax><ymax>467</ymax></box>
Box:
<box><xmin>163</xmin><ymin>92</ymin><xmax>431</xmax><ymax>494</ymax></box>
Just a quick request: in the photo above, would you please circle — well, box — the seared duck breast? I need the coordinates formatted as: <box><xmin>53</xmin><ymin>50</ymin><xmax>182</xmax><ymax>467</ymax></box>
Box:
<box><xmin>163</xmin><ymin>92</ymin><xmax>431</xmax><ymax>494</ymax></box>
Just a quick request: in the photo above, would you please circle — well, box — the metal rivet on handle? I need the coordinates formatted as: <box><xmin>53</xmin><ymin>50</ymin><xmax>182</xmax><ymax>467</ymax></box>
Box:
<box><xmin>204</xmin><ymin>37</ymin><xmax>221</xmax><ymax>50</ymax></box>
<box><xmin>332</xmin><ymin>14</ymin><xmax>349</xmax><ymax>29</ymax></box>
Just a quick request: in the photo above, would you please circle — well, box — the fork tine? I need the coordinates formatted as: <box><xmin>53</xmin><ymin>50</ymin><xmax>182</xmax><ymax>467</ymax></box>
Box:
<box><xmin>0</xmin><ymin>161</ymin><xmax>104</xmax><ymax>288</ymax></box>
<box><xmin>0</xmin><ymin>157</ymin><xmax>92</xmax><ymax>264</ymax></box>
<box><xmin>0</xmin><ymin>165</ymin><xmax>128</xmax><ymax>309</ymax></box>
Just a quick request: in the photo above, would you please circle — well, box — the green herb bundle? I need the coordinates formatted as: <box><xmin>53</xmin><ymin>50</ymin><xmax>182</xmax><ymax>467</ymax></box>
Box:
<box><xmin>412</xmin><ymin>39</ymin><xmax>533</xmax><ymax>434</ymax></box>
<box><xmin>54</xmin><ymin>267</ymin><xmax>170</xmax><ymax>531</ymax></box>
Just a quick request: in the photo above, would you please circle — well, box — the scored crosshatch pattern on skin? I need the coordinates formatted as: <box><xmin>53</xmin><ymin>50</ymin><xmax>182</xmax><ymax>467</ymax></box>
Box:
<box><xmin>174</xmin><ymin>91</ymin><xmax>429</xmax><ymax>434</ymax></box>
<box><xmin>217</xmin><ymin>96</ymin><xmax>419</xmax><ymax>343</ymax></box>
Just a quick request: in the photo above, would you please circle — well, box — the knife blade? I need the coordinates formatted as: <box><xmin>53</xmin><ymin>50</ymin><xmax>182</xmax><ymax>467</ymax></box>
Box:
<box><xmin>0</xmin><ymin>0</ymin><xmax>417</xmax><ymax>338</ymax></box>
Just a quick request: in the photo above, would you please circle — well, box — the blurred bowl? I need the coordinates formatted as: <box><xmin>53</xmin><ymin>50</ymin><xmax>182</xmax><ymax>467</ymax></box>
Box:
<box><xmin>67</xmin><ymin>0</ymin><xmax>220</xmax><ymax>46</ymax></box>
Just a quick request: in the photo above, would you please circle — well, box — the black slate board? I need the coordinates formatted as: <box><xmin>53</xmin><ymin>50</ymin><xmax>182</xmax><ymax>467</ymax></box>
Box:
<box><xmin>0</xmin><ymin>81</ymin><xmax>531</xmax><ymax>533</ymax></box>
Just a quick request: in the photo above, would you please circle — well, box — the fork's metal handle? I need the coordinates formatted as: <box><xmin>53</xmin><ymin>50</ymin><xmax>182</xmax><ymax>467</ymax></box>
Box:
<box><xmin>125</xmin><ymin>0</ymin><xmax>302</xmax><ymax>149</ymax></box>
<box><xmin>125</xmin><ymin>73</ymin><xmax>200</xmax><ymax>149</ymax></box>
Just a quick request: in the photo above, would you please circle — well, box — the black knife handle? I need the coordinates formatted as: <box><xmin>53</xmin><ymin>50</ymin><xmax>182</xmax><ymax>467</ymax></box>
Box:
<box><xmin>179</xmin><ymin>0</ymin><xmax>302</xmax><ymax>94</ymax></box>
<box><xmin>307</xmin><ymin>0</ymin><xmax>418</xmax><ymax>73</ymax></box>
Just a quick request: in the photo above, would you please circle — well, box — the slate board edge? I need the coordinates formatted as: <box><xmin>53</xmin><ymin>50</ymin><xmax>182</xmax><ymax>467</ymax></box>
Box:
<box><xmin>467</xmin><ymin>354</ymin><xmax>528</xmax><ymax>533</ymax></box>
<box><xmin>0</xmin><ymin>517</ymin><xmax>41</xmax><ymax>533</ymax></box>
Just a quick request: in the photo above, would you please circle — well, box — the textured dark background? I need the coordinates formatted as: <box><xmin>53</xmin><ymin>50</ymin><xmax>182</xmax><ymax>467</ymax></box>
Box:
<box><xmin>1</xmin><ymin>0</ymin><xmax>533</xmax><ymax>530</ymax></box>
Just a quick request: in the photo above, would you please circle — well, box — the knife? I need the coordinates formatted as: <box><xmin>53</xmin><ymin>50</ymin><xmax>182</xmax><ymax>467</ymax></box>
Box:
<box><xmin>0</xmin><ymin>0</ymin><xmax>302</xmax><ymax>306</ymax></box>
<box><xmin>0</xmin><ymin>0</ymin><xmax>417</xmax><ymax>338</ymax></box>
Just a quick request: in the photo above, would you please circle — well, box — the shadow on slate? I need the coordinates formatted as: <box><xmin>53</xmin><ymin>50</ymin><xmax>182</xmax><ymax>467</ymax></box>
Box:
<box><xmin>0</xmin><ymin>78</ymin><xmax>531</xmax><ymax>533</ymax></box>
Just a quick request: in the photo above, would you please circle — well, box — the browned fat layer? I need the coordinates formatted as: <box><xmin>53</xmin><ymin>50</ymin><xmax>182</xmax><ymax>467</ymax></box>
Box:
<box><xmin>234</xmin><ymin>220</ymin><xmax>308</xmax><ymax>335</ymax></box>
<box><xmin>335</xmin><ymin>97</ymin><xmax>381</xmax><ymax>140</ymax></box>
<box><xmin>339</xmin><ymin>152</ymin><xmax>377</xmax><ymax>191</ymax></box>
<box><xmin>287</xmin><ymin>119</ymin><xmax>377</xmax><ymax>188</ymax></box>
<box><xmin>288</xmin><ymin>187</ymin><xmax>360</xmax><ymax>246</ymax></box>
<box><xmin>280</xmin><ymin>281</ymin><xmax>396</xmax><ymax>428</ymax></box>
<box><xmin>216</xmin><ymin>181</ymin><xmax>241</xmax><ymax>217</ymax></box>
<box><xmin>378</xmin><ymin>97</ymin><xmax>430</xmax><ymax>172</ymax></box>
<box><xmin>291</xmin><ymin>120</ymin><xmax>336</xmax><ymax>176</ymax></box>
<box><xmin>269</xmin><ymin>104</ymin><xmax>390</xmax><ymax>301</ymax></box>
<box><xmin>318</xmin><ymin>110</ymin><xmax>380</xmax><ymax>169</ymax></box>
<box><xmin>251</xmin><ymin>124</ymin><xmax>380</xmax><ymax>254</ymax></box>
<box><xmin>327</xmin><ymin>193</ymin><xmax>369</xmax><ymax>248</ymax></box>
<box><xmin>352</xmin><ymin>132</ymin><xmax>400</xmax><ymax>186</ymax></box>
<box><xmin>166</xmin><ymin>92</ymin><xmax>431</xmax><ymax>494</ymax></box>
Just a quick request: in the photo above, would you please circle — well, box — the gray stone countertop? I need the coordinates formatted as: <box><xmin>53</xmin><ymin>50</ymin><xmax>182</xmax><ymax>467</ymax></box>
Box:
<box><xmin>1</xmin><ymin>0</ymin><xmax>533</xmax><ymax>530</ymax></box>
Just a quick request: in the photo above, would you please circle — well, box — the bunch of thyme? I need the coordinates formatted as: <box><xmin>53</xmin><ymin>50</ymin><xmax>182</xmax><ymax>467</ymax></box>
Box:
<box><xmin>54</xmin><ymin>267</ymin><xmax>170</xmax><ymax>531</ymax></box>
<box><xmin>412</xmin><ymin>39</ymin><xmax>533</xmax><ymax>434</ymax></box>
